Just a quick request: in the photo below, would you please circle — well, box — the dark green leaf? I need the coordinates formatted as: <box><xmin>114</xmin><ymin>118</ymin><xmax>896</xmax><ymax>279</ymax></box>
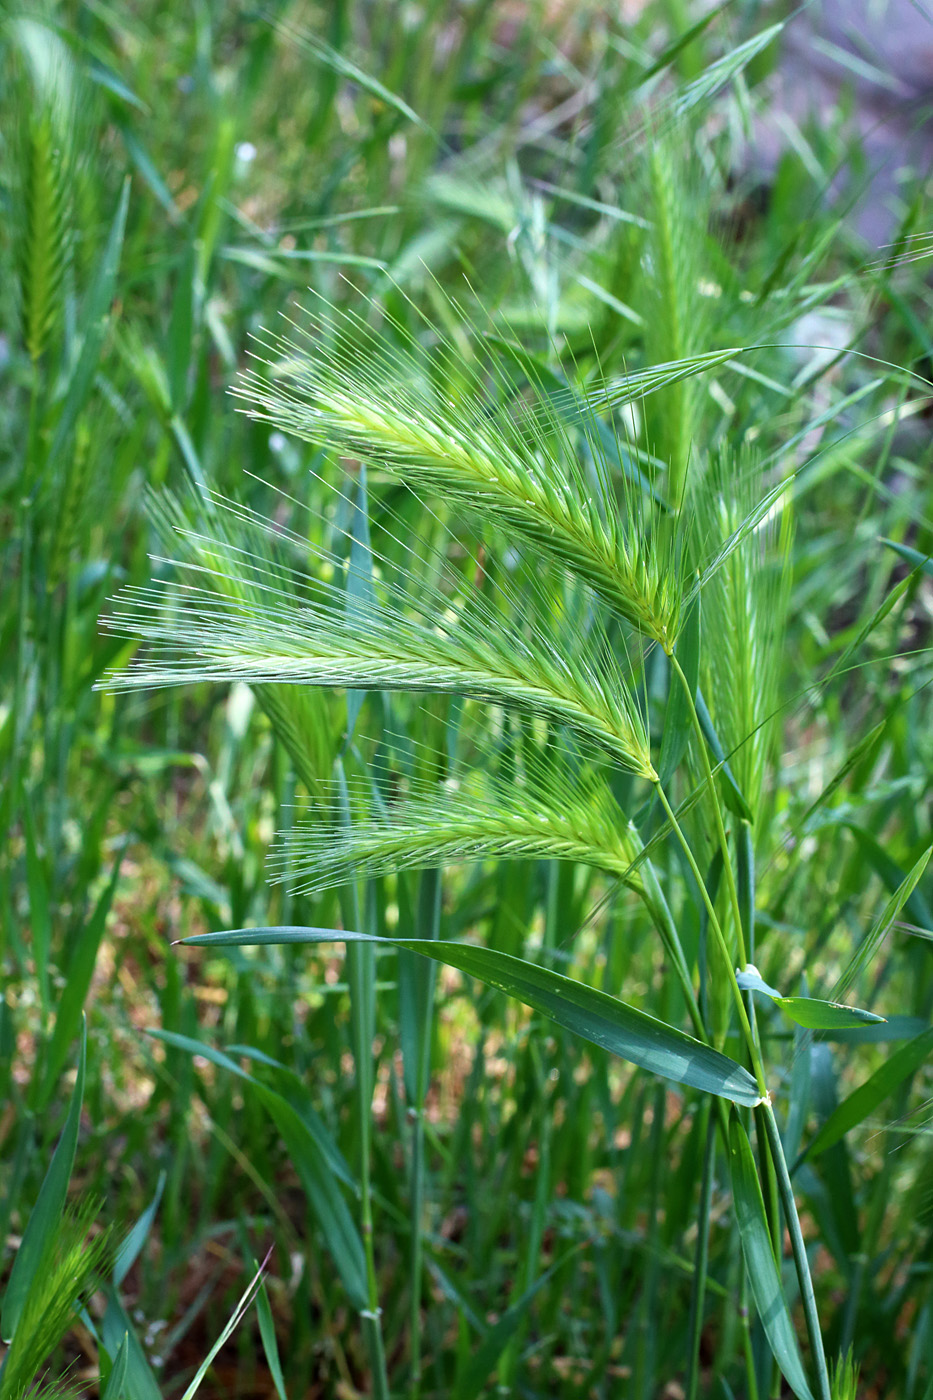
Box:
<box><xmin>180</xmin><ymin>928</ymin><xmax>763</xmax><ymax>1107</ymax></box>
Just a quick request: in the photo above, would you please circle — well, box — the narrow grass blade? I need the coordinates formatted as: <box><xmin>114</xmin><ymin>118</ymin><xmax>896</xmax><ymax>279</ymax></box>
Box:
<box><xmin>833</xmin><ymin>848</ymin><xmax>933</xmax><ymax>1001</ymax></box>
<box><xmin>22</xmin><ymin>792</ymin><xmax>51</xmax><ymax>1017</ymax></box>
<box><xmin>728</xmin><ymin>1111</ymin><xmax>815</xmax><ymax>1400</ymax></box>
<box><xmin>45</xmin><ymin>179</ymin><xmax>130</xmax><ymax>474</ymax></box>
<box><xmin>113</xmin><ymin>1171</ymin><xmax>165</xmax><ymax>1288</ymax></box>
<box><xmin>452</xmin><ymin>1247</ymin><xmax>581</xmax><ymax>1400</ymax></box>
<box><xmin>177</xmin><ymin>1256</ymin><xmax>268</xmax><ymax>1400</ymax></box>
<box><xmin>41</xmin><ymin>847</ymin><xmax>123</xmax><ymax>1106</ymax></box>
<box><xmin>843</xmin><ymin>828</ymin><xmax>933</xmax><ymax>934</ymax></box>
<box><xmin>179</xmin><ymin>929</ymin><xmax>763</xmax><ymax>1106</ymax></box>
<box><xmin>694</xmin><ymin>689</ymin><xmax>752</xmax><ymax>822</ymax></box>
<box><xmin>804</xmin><ymin>1027</ymin><xmax>933</xmax><ymax>1161</ymax></box>
<box><xmin>2</xmin><ymin>1018</ymin><xmax>86</xmax><ymax>1342</ymax></box>
<box><xmin>882</xmin><ymin>537</ymin><xmax>933</xmax><ymax>580</ymax></box>
<box><xmin>148</xmin><ymin>1028</ymin><xmax>368</xmax><ymax>1308</ymax></box>
<box><xmin>345</xmin><ymin>467</ymin><xmax>374</xmax><ymax>744</ymax></box>
<box><xmin>256</xmin><ymin>1267</ymin><xmax>288</xmax><ymax>1400</ymax></box>
<box><xmin>100</xmin><ymin>1331</ymin><xmax>129</xmax><ymax>1400</ymax></box>
<box><xmin>659</xmin><ymin>595</ymin><xmax>700</xmax><ymax>787</ymax></box>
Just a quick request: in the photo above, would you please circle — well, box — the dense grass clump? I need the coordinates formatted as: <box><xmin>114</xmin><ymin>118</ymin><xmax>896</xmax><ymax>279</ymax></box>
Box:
<box><xmin>3</xmin><ymin>4</ymin><xmax>933</xmax><ymax>1398</ymax></box>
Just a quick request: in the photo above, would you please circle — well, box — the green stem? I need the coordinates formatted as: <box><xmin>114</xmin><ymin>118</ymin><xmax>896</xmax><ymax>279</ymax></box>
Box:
<box><xmin>670</xmin><ymin>654</ymin><xmax>747</xmax><ymax>969</ymax></box>
<box><xmin>685</xmin><ymin>1101</ymin><xmax>715</xmax><ymax>1400</ymax></box>
<box><xmin>338</xmin><ymin>765</ymin><xmax>390</xmax><ymax>1400</ymax></box>
<box><xmin>761</xmin><ymin>1102</ymin><xmax>832</xmax><ymax>1400</ymax></box>
<box><xmin>654</xmin><ymin>782</ymin><xmax>765</xmax><ymax>1095</ymax></box>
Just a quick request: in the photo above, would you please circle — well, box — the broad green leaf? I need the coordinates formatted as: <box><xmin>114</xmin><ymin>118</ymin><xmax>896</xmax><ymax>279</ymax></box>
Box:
<box><xmin>149</xmin><ymin>1028</ymin><xmax>368</xmax><ymax>1307</ymax></box>
<box><xmin>101</xmin><ymin>1294</ymin><xmax>162</xmax><ymax>1400</ymax></box>
<box><xmin>804</xmin><ymin>1027</ymin><xmax>933</xmax><ymax>1161</ymax></box>
<box><xmin>735</xmin><ymin>970</ymin><xmax>883</xmax><ymax>1028</ymax></box>
<box><xmin>2</xmin><ymin>1018</ymin><xmax>86</xmax><ymax>1342</ymax></box>
<box><xmin>773</xmin><ymin>998</ymin><xmax>885</xmax><ymax>1031</ymax></box>
<box><xmin>735</xmin><ymin>965</ymin><xmax>781</xmax><ymax>998</ymax></box>
<box><xmin>728</xmin><ymin>1112</ymin><xmax>815</xmax><ymax>1400</ymax></box>
<box><xmin>180</xmin><ymin>928</ymin><xmax>764</xmax><ymax>1107</ymax></box>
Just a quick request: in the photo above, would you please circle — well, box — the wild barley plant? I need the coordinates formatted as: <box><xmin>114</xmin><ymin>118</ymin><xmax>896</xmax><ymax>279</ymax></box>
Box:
<box><xmin>98</xmin><ymin>264</ymin><xmax>900</xmax><ymax>1400</ymax></box>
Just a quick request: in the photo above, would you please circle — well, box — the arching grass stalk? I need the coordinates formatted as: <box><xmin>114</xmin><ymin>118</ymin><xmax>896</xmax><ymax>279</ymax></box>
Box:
<box><xmin>670</xmin><ymin>653</ymin><xmax>783</xmax><ymax>1262</ymax></box>
<box><xmin>670</xmin><ymin>652</ymin><xmax>747</xmax><ymax>969</ymax></box>
<box><xmin>653</xmin><ymin>779</ymin><xmax>831</xmax><ymax>1400</ymax></box>
<box><xmin>653</xmin><ymin>784</ymin><xmax>762</xmax><ymax>1086</ymax></box>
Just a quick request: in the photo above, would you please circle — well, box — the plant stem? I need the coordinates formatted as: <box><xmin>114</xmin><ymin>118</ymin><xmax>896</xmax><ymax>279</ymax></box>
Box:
<box><xmin>337</xmin><ymin>763</ymin><xmax>390</xmax><ymax>1400</ymax></box>
<box><xmin>685</xmin><ymin>1100</ymin><xmax>715</xmax><ymax>1400</ymax></box>
<box><xmin>761</xmin><ymin>1102</ymin><xmax>832</xmax><ymax>1400</ymax></box>
<box><xmin>670</xmin><ymin>654</ymin><xmax>747</xmax><ymax>968</ymax></box>
<box><xmin>654</xmin><ymin>782</ymin><xmax>765</xmax><ymax>1095</ymax></box>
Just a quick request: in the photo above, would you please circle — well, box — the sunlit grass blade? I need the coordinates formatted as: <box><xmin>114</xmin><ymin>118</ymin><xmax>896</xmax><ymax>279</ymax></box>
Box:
<box><xmin>176</xmin><ymin>1252</ymin><xmax>270</xmax><ymax>1400</ymax></box>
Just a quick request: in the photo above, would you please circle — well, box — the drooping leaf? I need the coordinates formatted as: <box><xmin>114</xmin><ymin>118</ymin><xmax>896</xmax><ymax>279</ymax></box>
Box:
<box><xmin>773</xmin><ymin>998</ymin><xmax>885</xmax><ymax>1031</ymax></box>
<box><xmin>179</xmin><ymin>928</ymin><xmax>763</xmax><ymax>1107</ymax></box>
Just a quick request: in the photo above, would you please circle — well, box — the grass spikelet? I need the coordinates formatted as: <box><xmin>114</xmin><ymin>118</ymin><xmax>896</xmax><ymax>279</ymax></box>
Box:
<box><xmin>0</xmin><ymin>1198</ymin><xmax>109</xmax><ymax>1400</ymax></box>
<box><xmin>233</xmin><ymin>297</ymin><xmax>697</xmax><ymax>651</ymax></box>
<box><xmin>7</xmin><ymin>17</ymin><xmax>78</xmax><ymax>363</ymax></box>
<box><xmin>697</xmin><ymin>452</ymin><xmax>791</xmax><ymax>821</ymax></box>
<box><xmin>273</xmin><ymin>762</ymin><xmax>645</xmax><ymax>896</ymax></box>
<box><xmin>641</xmin><ymin>135</ymin><xmax>706</xmax><ymax>509</ymax></box>
<box><xmin>101</xmin><ymin>490</ymin><xmax>657</xmax><ymax>780</ymax></box>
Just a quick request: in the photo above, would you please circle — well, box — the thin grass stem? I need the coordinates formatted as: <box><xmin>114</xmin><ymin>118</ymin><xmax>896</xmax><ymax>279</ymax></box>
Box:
<box><xmin>685</xmin><ymin>1101</ymin><xmax>715</xmax><ymax>1400</ymax></box>
<box><xmin>761</xmin><ymin>1103</ymin><xmax>832</xmax><ymax>1400</ymax></box>
<box><xmin>670</xmin><ymin>654</ymin><xmax>747</xmax><ymax>968</ymax></box>
<box><xmin>653</xmin><ymin>783</ymin><xmax>765</xmax><ymax>1094</ymax></box>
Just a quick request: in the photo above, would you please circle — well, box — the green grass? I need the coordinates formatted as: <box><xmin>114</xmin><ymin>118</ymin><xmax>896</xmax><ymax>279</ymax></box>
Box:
<box><xmin>2</xmin><ymin>2</ymin><xmax>933</xmax><ymax>1397</ymax></box>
